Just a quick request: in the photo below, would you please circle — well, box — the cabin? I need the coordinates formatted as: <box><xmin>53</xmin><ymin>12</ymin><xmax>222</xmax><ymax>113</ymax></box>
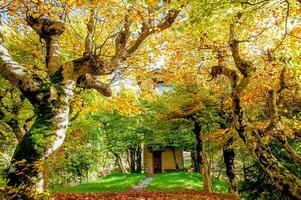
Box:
<box><xmin>143</xmin><ymin>144</ymin><xmax>184</xmax><ymax>174</ymax></box>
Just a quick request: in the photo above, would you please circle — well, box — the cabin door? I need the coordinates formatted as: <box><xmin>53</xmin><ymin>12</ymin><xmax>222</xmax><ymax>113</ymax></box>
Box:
<box><xmin>153</xmin><ymin>151</ymin><xmax>162</xmax><ymax>173</ymax></box>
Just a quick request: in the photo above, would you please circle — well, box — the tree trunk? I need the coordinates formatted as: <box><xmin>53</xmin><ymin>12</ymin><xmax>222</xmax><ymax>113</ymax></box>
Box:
<box><xmin>136</xmin><ymin>144</ymin><xmax>142</xmax><ymax>173</ymax></box>
<box><xmin>191</xmin><ymin>152</ymin><xmax>199</xmax><ymax>172</ymax></box>
<box><xmin>200</xmin><ymin>144</ymin><xmax>212</xmax><ymax>193</ymax></box>
<box><xmin>223</xmin><ymin>137</ymin><xmax>238</xmax><ymax>195</ymax></box>
<box><xmin>193</xmin><ymin>120</ymin><xmax>213</xmax><ymax>192</ymax></box>
<box><xmin>114</xmin><ymin>153</ymin><xmax>128</xmax><ymax>174</ymax></box>
<box><xmin>211</xmin><ymin>34</ymin><xmax>301</xmax><ymax>199</ymax></box>
<box><xmin>129</xmin><ymin>148</ymin><xmax>136</xmax><ymax>173</ymax></box>
<box><xmin>172</xmin><ymin>147</ymin><xmax>179</xmax><ymax>171</ymax></box>
<box><xmin>233</xmin><ymin>89</ymin><xmax>301</xmax><ymax>199</ymax></box>
<box><xmin>6</xmin><ymin>78</ymin><xmax>76</xmax><ymax>199</ymax></box>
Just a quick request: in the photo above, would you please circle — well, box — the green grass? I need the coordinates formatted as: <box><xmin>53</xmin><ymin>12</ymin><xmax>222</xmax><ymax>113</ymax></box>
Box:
<box><xmin>146</xmin><ymin>172</ymin><xmax>229</xmax><ymax>193</ymax></box>
<box><xmin>52</xmin><ymin>172</ymin><xmax>229</xmax><ymax>194</ymax></box>
<box><xmin>52</xmin><ymin>173</ymin><xmax>149</xmax><ymax>193</ymax></box>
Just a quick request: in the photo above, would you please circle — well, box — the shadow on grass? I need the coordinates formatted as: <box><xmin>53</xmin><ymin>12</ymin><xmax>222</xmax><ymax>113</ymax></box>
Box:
<box><xmin>146</xmin><ymin>172</ymin><xmax>229</xmax><ymax>193</ymax></box>
<box><xmin>52</xmin><ymin>173</ymin><xmax>149</xmax><ymax>193</ymax></box>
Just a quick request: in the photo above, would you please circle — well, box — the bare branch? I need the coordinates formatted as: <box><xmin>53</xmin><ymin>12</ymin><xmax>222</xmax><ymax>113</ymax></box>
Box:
<box><xmin>126</xmin><ymin>9</ymin><xmax>180</xmax><ymax>56</ymax></box>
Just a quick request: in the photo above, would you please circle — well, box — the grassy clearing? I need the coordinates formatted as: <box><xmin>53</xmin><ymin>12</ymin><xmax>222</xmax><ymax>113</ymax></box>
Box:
<box><xmin>146</xmin><ymin>172</ymin><xmax>229</xmax><ymax>193</ymax></box>
<box><xmin>52</xmin><ymin>173</ymin><xmax>149</xmax><ymax>193</ymax></box>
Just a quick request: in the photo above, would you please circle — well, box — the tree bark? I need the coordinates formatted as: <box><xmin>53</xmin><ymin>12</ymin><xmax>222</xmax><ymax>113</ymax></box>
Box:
<box><xmin>223</xmin><ymin>137</ymin><xmax>238</xmax><ymax>195</ymax></box>
<box><xmin>218</xmin><ymin>111</ymin><xmax>238</xmax><ymax>195</ymax></box>
<box><xmin>6</xmin><ymin>77</ymin><xmax>76</xmax><ymax>199</ymax></box>
<box><xmin>193</xmin><ymin>120</ymin><xmax>213</xmax><ymax>192</ymax></box>
<box><xmin>172</xmin><ymin>147</ymin><xmax>179</xmax><ymax>171</ymax></box>
<box><xmin>129</xmin><ymin>148</ymin><xmax>136</xmax><ymax>173</ymax></box>
<box><xmin>191</xmin><ymin>152</ymin><xmax>199</xmax><ymax>172</ymax></box>
<box><xmin>136</xmin><ymin>144</ymin><xmax>142</xmax><ymax>173</ymax></box>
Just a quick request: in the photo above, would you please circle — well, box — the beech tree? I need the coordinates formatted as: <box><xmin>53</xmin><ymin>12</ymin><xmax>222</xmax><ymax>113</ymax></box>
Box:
<box><xmin>209</xmin><ymin>22</ymin><xmax>301</xmax><ymax>199</ymax></box>
<box><xmin>0</xmin><ymin>0</ymin><xmax>179</xmax><ymax>198</ymax></box>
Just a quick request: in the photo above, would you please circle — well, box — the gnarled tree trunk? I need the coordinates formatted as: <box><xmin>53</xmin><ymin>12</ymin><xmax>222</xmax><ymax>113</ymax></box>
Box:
<box><xmin>210</xmin><ymin>23</ymin><xmax>301</xmax><ymax>199</ymax></box>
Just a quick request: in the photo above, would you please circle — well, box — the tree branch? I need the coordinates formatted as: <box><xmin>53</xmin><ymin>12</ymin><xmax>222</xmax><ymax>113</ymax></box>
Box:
<box><xmin>126</xmin><ymin>9</ymin><xmax>180</xmax><ymax>56</ymax></box>
<box><xmin>26</xmin><ymin>16</ymin><xmax>65</xmax><ymax>75</ymax></box>
<box><xmin>229</xmin><ymin>24</ymin><xmax>254</xmax><ymax>78</ymax></box>
<box><xmin>77</xmin><ymin>74</ymin><xmax>111</xmax><ymax>97</ymax></box>
<box><xmin>0</xmin><ymin>42</ymin><xmax>43</xmax><ymax>99</ymax></box>
<box><xmin>84</xmin><ymin>9</ymin><xmax>96</xmax><ymax>56</ymax></box>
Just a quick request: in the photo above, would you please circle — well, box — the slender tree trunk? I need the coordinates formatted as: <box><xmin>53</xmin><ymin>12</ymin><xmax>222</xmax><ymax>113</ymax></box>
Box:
<box><xmin>223</xmin><ymin>137</ymin><xmax>238</xmax><ymax>195</ymax></box>
<box><xmin>201</xmin><ymin>145</ymin><xmax>212</xmax><ymax>193</ymax></box>
<box><xmin>136</xmin><ymin>144</ymin><xmax>142</xmax><ymax>173</ymax></box>
<box><xmin>129</xmin><ymin>148</ymin><xmax>136</xmax><ymax>173</ymax></box>
<box><xmin>114</xmin><ymin>153</ymin><xmax>128</xmax><ymax>174</ymax></box>
<box><xmin>191</xmin><ymin>151</ymin><xmax>199</xmax><ymax>172</ymax></box>
<box><xmin>193</xmin><ymin>120</ymin><xmax>213</xmax><ymax>192</ymax></box>
<box><xmin>172</xmin><ymin>147</ymin><xmax>179</xmax><ymax>171</ymax></box>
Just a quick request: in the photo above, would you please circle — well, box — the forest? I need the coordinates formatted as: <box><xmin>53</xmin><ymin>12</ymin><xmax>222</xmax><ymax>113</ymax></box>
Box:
<box><xmin>0</xmin><ymin>0</ymin><xmax>300</xmax><ymax>199</ymax></box>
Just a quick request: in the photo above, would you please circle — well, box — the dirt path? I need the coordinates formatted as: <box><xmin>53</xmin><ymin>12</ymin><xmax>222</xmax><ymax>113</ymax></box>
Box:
<box><xmin>54</xmin><ymin>191</ymin><xmax>239</xmax><ymax>200</ymax></box>
<box><xmin>132</xmin><ymin>175</ymin><xmax>155</xmax><ymax>191</ymax></box>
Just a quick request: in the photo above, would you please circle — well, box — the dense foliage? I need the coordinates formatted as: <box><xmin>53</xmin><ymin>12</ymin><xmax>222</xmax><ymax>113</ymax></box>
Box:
<box><xmin>0</xmin><ymin>0</ymin><xmax>300</xmax><ymax>199</ymax></box>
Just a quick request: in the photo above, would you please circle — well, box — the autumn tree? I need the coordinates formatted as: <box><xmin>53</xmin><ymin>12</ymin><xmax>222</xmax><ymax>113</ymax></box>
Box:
<box><xmin>0</xmin><ymin>0</ymin><xmax>180</xmax><ymax>198</ymax></box>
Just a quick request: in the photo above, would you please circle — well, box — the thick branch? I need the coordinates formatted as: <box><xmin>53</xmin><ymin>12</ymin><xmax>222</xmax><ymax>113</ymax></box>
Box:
<box><xmin>229</xmin><ymin>24</ymin><xmax>254</xmax><ymax>78</ymax></box>
<box><xmin>106</xmin><ymin>15</ymin><xmax>132</xmax><ymax>71</ymax></box>
<box><xmin>77</xmin><ymin>74</ymin><xmax>111</xmax><ymax>97</ymax></box>
<box><xmin>210</xmin><ymin>65</ymin><xmax>239</xmax><ymax>87</ymax></box>
<box><xmin>26</xmin><ymin>16</ymin><xmax>65</xmax><ymax>74</ymax></box>
<box><xmin>278</xmin><ymin>67</ymin><xmax>288</xmax><ymax>93</ymax></box>
<box><xmin>276</xmin><ymin>132</ymin><xmax>301</xmax><ymax>166</ymax></box>
<box><xmin>0</xmin><ymin>43</ymin><xmax>43</xmax><ymax>98</ymax></box>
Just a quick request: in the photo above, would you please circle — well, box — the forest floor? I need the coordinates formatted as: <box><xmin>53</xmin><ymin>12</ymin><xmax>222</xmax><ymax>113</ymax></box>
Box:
<box><xmin>53</xmin><ymin>191</ymin><xmax>239</xmax><ymax>200</ymax></box>
<box><xmin>52</xmin><ymin>172</ymin><xmax>237</xmax><ymax>199</ymax></box>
